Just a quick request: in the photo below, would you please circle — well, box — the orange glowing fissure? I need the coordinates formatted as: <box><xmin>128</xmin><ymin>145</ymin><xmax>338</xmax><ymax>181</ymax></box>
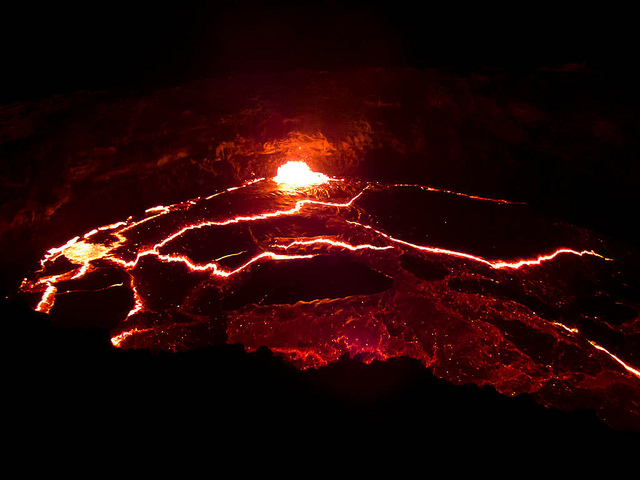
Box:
<box><xmin>21</xmin><ymin>160</ymin><xmax>636</xmax><ymax>379</ymax></box>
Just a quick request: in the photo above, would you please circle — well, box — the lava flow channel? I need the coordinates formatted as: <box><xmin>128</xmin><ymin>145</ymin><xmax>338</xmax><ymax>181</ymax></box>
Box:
<box><xmin>18</xmin><ymin>161</ymin><xmax>640</xmax><ymax>430</ymax></box>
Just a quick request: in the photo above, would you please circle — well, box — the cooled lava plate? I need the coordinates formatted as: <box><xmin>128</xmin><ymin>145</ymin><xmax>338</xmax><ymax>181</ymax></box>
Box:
<box><xmin>19</xmin><ymin>160</ymin><xmax>640</xmax><ymax>431</ymax></box>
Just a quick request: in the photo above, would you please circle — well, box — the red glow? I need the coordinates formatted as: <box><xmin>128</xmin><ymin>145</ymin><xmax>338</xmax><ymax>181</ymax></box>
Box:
<box><xmin>345</xmin><ymin>220</ymin><xmax>610</xmax><ymax>269</ymax></box>
<box><xmin>23</xmin><ymin>172</ymin><xmax>614</xmax><ymax>332</ymax></box>
<box><xmin>18</xmin><ymin>162</ymin><xmax>640</xmax><ymax>429</ymax></box>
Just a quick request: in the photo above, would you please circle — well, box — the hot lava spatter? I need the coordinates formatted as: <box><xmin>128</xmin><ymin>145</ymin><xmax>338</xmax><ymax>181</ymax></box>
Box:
<box><xmin>19</xmin><ymin>161</ymin><xmax>640</xmax><ymax>430</ymax></box>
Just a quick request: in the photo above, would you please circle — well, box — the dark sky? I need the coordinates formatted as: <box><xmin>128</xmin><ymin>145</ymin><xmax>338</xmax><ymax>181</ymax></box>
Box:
<box><xmin>1</xmin><ymin>1</ymin><xmax>633</xmax><ymax>104</ymax></box>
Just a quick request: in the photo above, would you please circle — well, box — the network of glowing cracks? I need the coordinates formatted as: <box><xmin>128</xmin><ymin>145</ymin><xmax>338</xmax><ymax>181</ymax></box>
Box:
<box><xmin>19</xmin><ymin>161</ymin><xmax>640</xmax><ymax>379</ymax></box>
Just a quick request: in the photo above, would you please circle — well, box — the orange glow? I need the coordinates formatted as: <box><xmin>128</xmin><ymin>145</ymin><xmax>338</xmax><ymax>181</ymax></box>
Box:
<box><xmin>491</xmin><ymin>248</ymin><xmax>610</xmax><ymax>269</ymax></box>
<box><xmin>62</xmin><ymin>240</ymin><xmax>115</xmax><ymax>265</ymax></box>
<box><xmin>588</xmin><ymin>340</ymin><xmax>640</xmax><ymax>379</ymax></box>
<box><xmin>263</xmin><ymin>132</ymin><xmax>335</xmax><ymax>159</ymax></box>
<box><xmin>275</xmin><ymin>238</ymin><xmax>394</xmax><ymax>252</ymax></box>
<box><xmin>273</xmin><ymin>161</ymin><xmax>330</xmax><ymax>188</ymax></box>
<box><xmin>152</xmin><ymin>251</ymin><xmax>316</xmax><ymax>277</ymax></box>
<box><xmin>111</xmin><ymin>326</ymin><xmax>153</xmax><ymax>347</ymax></box>
<box><xmin>552</xmin><ymin>321</ymin><xmax>580</xmax><ymax>335</ymax></box>
<box><xmin>151</xmin><ymin>188</ymin><xmax>367</xmax><ymax>252</ymax></box>
<box><xmin>15</xmin><ymin>104</ymin><xmax>640</xmax><ymax>433</ymax></box>
<box><xmin>388</xmin><ymin>182</ymin><xmax>525</xmax><ymax>205</ymax></box>
<box><xmin>23</xmin><ymin>178</ymin><xmax>615</xmax><ymax>331</ymax></box>
<box><xmin>21</xmin><ymin>171</ymin><xmax>633</xmax><ymax>390</ymax></box>
<box><xmin>345</xmin><ymin>220</ymin><xmax>611</xmax><ymax>269</ymax></box>
<box><xmin>35</xmin><ymin>283</ymin><xmax>57</xmax><ymax>314</ymax></box>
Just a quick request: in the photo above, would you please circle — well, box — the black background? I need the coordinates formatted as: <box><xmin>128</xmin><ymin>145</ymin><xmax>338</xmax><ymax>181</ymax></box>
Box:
<box><xmin>3</xmin><ymin>1</ymin><xmax>639</xmax><ymax>454</ymax></box>
<box><xmin>2</xmin><ymin>1</ymin><xmax>636</xmax><ymax>104</ymax></box>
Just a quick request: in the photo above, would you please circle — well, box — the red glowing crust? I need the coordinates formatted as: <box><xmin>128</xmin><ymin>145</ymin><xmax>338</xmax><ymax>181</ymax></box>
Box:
<box><xmin>19</xmin><ymin>161</ymin><xmax>640</xmax><ymax>429</ymax></box>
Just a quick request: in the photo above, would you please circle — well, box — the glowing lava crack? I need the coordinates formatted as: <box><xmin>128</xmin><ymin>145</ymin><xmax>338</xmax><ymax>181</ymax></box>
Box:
<box><xmin>18</xmin><ymin>161</ymin><xmax>640</xmax><ymax>430</ymax></box>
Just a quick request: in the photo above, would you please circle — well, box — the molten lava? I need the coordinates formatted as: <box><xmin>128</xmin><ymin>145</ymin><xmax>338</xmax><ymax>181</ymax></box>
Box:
<box><xmin>17</xmin><ymin>161</ymin><xmax>640</xmax><ymax>431</ymax></box>
<box><xmin>274</xmin><ymin>161</ymin><xmax>330</xmax><ymax>187</ymax></box>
